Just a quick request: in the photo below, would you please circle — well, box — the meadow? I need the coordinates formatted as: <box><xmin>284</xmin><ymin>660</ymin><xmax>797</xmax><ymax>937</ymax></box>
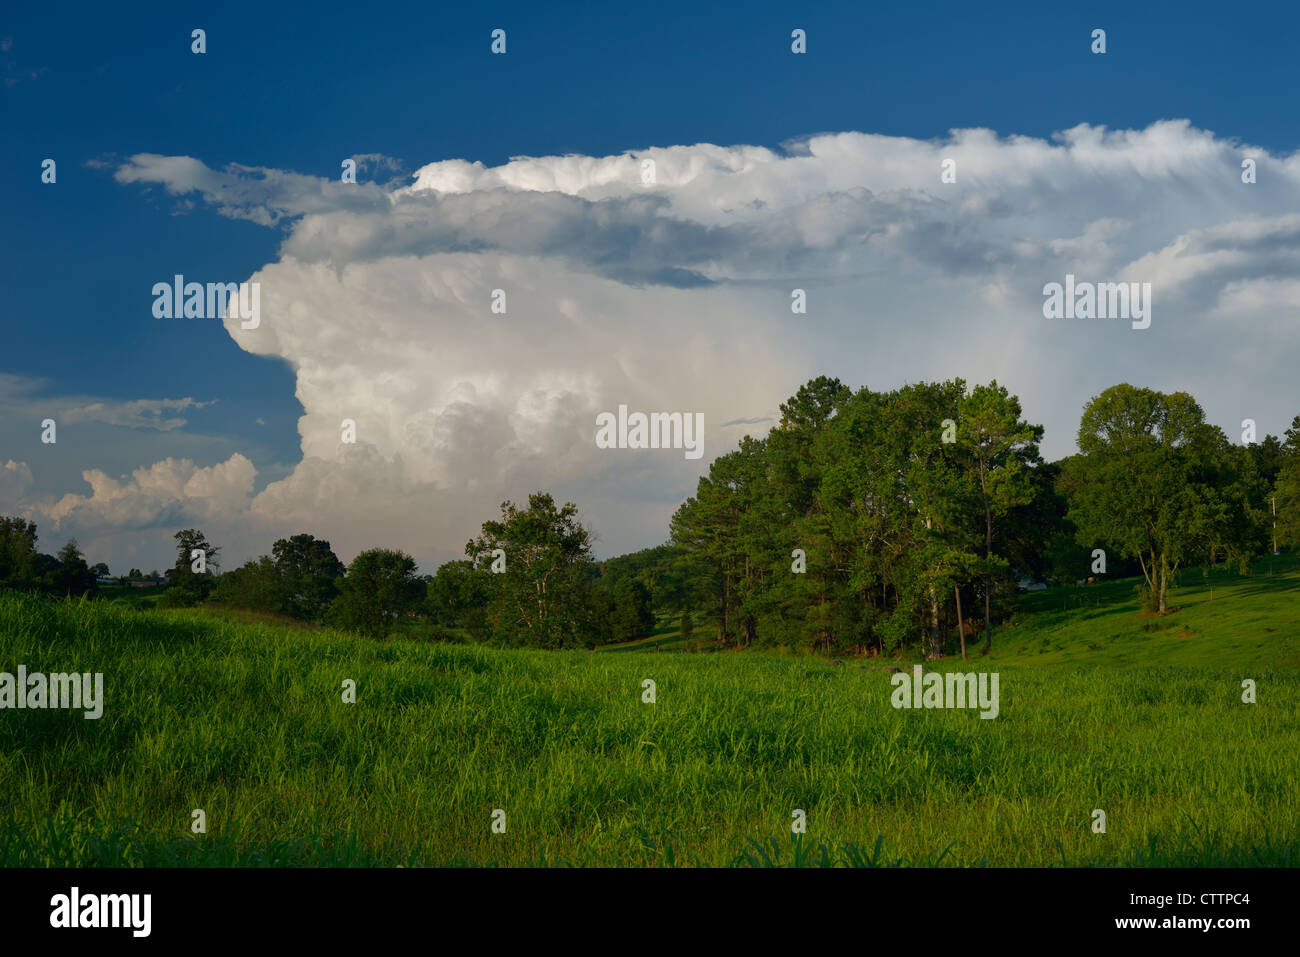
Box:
<box><xmin>1</xmin><ymin>555</ymin><xmax>1298</xmax><ymax>867</ymax></box>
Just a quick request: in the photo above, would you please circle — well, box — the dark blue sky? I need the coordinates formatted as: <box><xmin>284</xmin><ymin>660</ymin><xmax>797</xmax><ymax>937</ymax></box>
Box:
<box><xmin>2</xmin><ymin>0</ymin><xmax>1297</xmax><ymax>564</ymax></box>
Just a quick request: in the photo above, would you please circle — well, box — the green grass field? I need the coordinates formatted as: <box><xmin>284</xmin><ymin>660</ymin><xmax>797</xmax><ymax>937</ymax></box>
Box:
<box><xmin>2</xmin><ymin>555</ymin><xmax>1298</xmax><ymax>867</ymax></box>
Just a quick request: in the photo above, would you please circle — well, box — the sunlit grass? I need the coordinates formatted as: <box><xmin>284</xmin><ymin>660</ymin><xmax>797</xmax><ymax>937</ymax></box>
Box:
<box><xmin>1</xmin><ymin>555</ymin><xmax>1297</xmax><ymax>867</ymax></box>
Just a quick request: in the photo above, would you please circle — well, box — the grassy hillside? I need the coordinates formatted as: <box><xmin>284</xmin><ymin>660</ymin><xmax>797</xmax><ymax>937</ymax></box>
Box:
<box><xmin>988</xmin><ymin>552</ymin><xmax>1300</xmax><ymax>668</ymax></box>
<box><xmin>604</xmin><ymin>552</ymin><xmax>1300</xmax><ymax>668</ymax></box>
<box><xmin>1</xmin><ymin>556</ymin><xmax>1297</xmax><ymax>867</ymax></box>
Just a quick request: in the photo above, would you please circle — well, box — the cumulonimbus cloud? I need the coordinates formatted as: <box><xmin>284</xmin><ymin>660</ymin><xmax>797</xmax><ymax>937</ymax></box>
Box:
<box><xmin>28</xmin><ymin>120</ymin><xmax>1300</xmax><ymax>571</ymax></box>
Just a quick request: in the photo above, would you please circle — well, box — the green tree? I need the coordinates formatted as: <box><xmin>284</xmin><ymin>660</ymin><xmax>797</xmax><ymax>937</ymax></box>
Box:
<box><xmin>327</xmin><ymin>548</ymin><xmax>424</xmax><ymax>638</ymax></box>
<box><xmin>1065</xmin><ymin>384</ymin><xmax>1246</xmax><ymax>614</ymax></box>
<box><xmin>212</xmin><ymin>557</ymin><xmax>285</xmax><ymax>613</ymax></box>
<box><xmin>467</xmin><ymin>493</ymin><xmax>598</xmax><ymax>648</ymax></box>
<box><xmin>596</xmin><ymin>543</ymin><xmax>684</xmax><ymax>617</ymax></box>
<box><xmin>272</xmin><ymin>534</ymin><xmax>345</xmax><ymax>619</ymax></box>
<box><xmin>1275</xmin><ymin>430</ymin><xmax>1300</xmax><ymax>549</ymax></box>
<box><xmin>610</xmin><ymin>578</ymin><xmax>655</xmax><ymax>641</ymax></box>
<box><xmin>955</xmin><ymin>382</ymin><xmax>1044</xmax><ymax>651</ymax></box>
<box><xmin>767</xmin><ymin>379</ymin><xmax>851</xmax><ymax>652</ymax></box>
<box><xmin>671</xmin><ymin>377</ymin><xmax>1046</xmax><ymax>658</ymax></box>
<box><xmin>1284</xmin><ymin>414</ymin><xmax>1300</xmax><ymax>458</ymax></box>
<box><xmin>1272</xmin><ymin>414</ymin><xmax>1300</xmax><ymax>551</ymax></box>
<box><xmin>1277</xmin><ymin>470</ymin><xmax>1300</xmax><ymax>548</ymax></box>
<box><xmin>1247</xmin><ymin>433</ymin><xmax>1287</xmax><ymax>489</ymax></box>
<box><xmin>0</xmin><ymin>517</ymin><xmax>39</xmax><ymax>588</ymax></box>
<box><xmin>54</xmin><ymin>539</ymin><xmax>97</xmax><ymax>597</ymax></box>
<box><xmin>671</xmin><ymin>447</ymin><xmax>750</xmax><ymax>647</ymax></box>
<box><xmin>425</xmin><ymin>559</ymin><xmax>492</xmax><ymax>638</ymax></box>
<box><xmin>165</xmin><ymin>529</ymin><xmax>220</xmax><ymax>605</ymax></box>
<box><xmin>31</xmin><ymin>553</ymin><xmax>62</xmax><ymax>590</ymax></box>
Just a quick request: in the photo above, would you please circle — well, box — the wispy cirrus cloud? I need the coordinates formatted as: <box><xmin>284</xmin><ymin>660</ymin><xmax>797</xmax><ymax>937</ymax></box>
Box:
<box><xmin>0</xmin><ymin>376</ymin><xmax>215</xmax><ymax>432</ymax></box>
<box><xmin>61</xmin><ymin>397</ymin><xmax>217</xmax><ymax>431</ymax></box>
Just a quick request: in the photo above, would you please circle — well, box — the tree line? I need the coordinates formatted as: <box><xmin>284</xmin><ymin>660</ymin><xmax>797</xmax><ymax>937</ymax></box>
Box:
<box><xmin>2</xmin><ymin>378</ymin><xmax>1297</xmax><ymax>655</ymax></box>
<box><xmin>0</xmin><ymin>520</ymin><xmax>104</xmax><ymax>597</ymax></box>
<box><xmin>668</xmin><ymin>378</ymin><xmax>1298</xmax><ymax>655</ymax></box>
<box><xmin>212</xmin><ymin>494</ymin><xmax>658</xmax><ymax>645</ymax></box>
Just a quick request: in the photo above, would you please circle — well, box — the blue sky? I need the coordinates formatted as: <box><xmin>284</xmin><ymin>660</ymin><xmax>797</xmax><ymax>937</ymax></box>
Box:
<box><xmin>3</xmin><ymin>0</ymin><xmax>1299</xmax><ymax>572</ymax></box>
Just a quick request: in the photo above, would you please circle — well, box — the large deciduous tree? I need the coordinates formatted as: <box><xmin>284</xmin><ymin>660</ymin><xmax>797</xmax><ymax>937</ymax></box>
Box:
<box><xmin>327</xmin><ymin>548</ymin><xmax>424</xmax><ymax>638</ymax></box>
<box><xmin>467</xmin><ymin>492</ymin><xmax>598</xmax><ymax>649</ymax></box>
<box><xmin>425</xmin><ymin>559</ymin><xmax>493</xmax><ymax>638</ymax></box>
<box><xmin>272</xmin><ymin>534</ymin><xmax>345</xmax><ymax>619</ymax></box>
<box><xmin>1274</xmin><ymin>414</ymin><xmax>1300</xmax><ymax>549</ymax></box>
<box><xmin>165</xmin><ymin>528</ymin><xmax>220</xmax><ymax>605</ymax></box>
<box><xmin>1065</xmin><ymin>384</ymin><xmax>1248</xmax><ymax>614</ymax></box>
<box><xmin>0</xmin><ymin>517</ymin><xmax>39</xmax><ymax>588</ymax></box>
<box><xmin>54</xmin><ymin>539</ymin><xmax>97</xmax><ymax>597</ymax></box>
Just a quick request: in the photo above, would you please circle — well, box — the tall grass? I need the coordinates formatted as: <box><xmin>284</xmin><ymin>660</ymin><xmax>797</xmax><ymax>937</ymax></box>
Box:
<box><xmin>1</xmin><ymin>589</ymin><xmax>1297</xmax><ymax>866</ymax></box>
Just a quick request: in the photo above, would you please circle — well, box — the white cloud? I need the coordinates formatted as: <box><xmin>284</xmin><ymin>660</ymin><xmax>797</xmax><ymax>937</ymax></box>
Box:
<box><xmin>0</xmin><ymin>460</ymin><xmax>34</xmax><ymax>503</ymax></box>
<box><xmin>16</xmin><ymin>455</ymin><xmax>267</xmax><ymax>575</ymax></box>
<box><xmin>49</xmin><ymin>120</ymin><xmax>1300</xmax><ymax>569</ymax></box>
<box><xmin>113</xmin><ymin>153</ymin><xmax>391</xmax><ymax>227</ymax></box>
<box><xmin>41</xmin><ymin>455</ymin><xmax>256</xmax><ymax>529</ymax></box>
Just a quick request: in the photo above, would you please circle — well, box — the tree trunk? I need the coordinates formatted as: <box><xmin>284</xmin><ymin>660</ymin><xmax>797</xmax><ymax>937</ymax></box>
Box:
<box><xmin>1158</xmin><ymin>555</ymin><xmax>1168</xmax><ymax>614</ymax></box>
<box><xmin>955</xmin><ymin>586</ymin><xmax>966</xmax><ymax>660</ymax></box>
<box><xmin>881</xmin><ymin>581</ymin><xmax>887</xmax><ymax>655</ymax></box>
<box><xmin>722</xmin><ymin>572</ymin><xmax>730</xmax><ymax>642</ymax></box>
<box><xmin>924</xmin><ymin>515</ymin><xmax>942</xmax><ymax>658</ymax></box>
<box><xmin>983</xmin><ymin>573</ymin><xmax>991</xmax><ymax>652</ymax></box>
<box><xmin>929</xmin><ymin>584</ymin><xmax>942</xmax><ymax>658</ymax></box>
<box><xmin>980</xmin><ymin>457</ymin><xmax>993</xmax><ymax>652</ymax></box>
<box><xmin>1137</xmin><ymin>548</ymin><xmax>1159</xmax><ymax>611</ymax></box>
